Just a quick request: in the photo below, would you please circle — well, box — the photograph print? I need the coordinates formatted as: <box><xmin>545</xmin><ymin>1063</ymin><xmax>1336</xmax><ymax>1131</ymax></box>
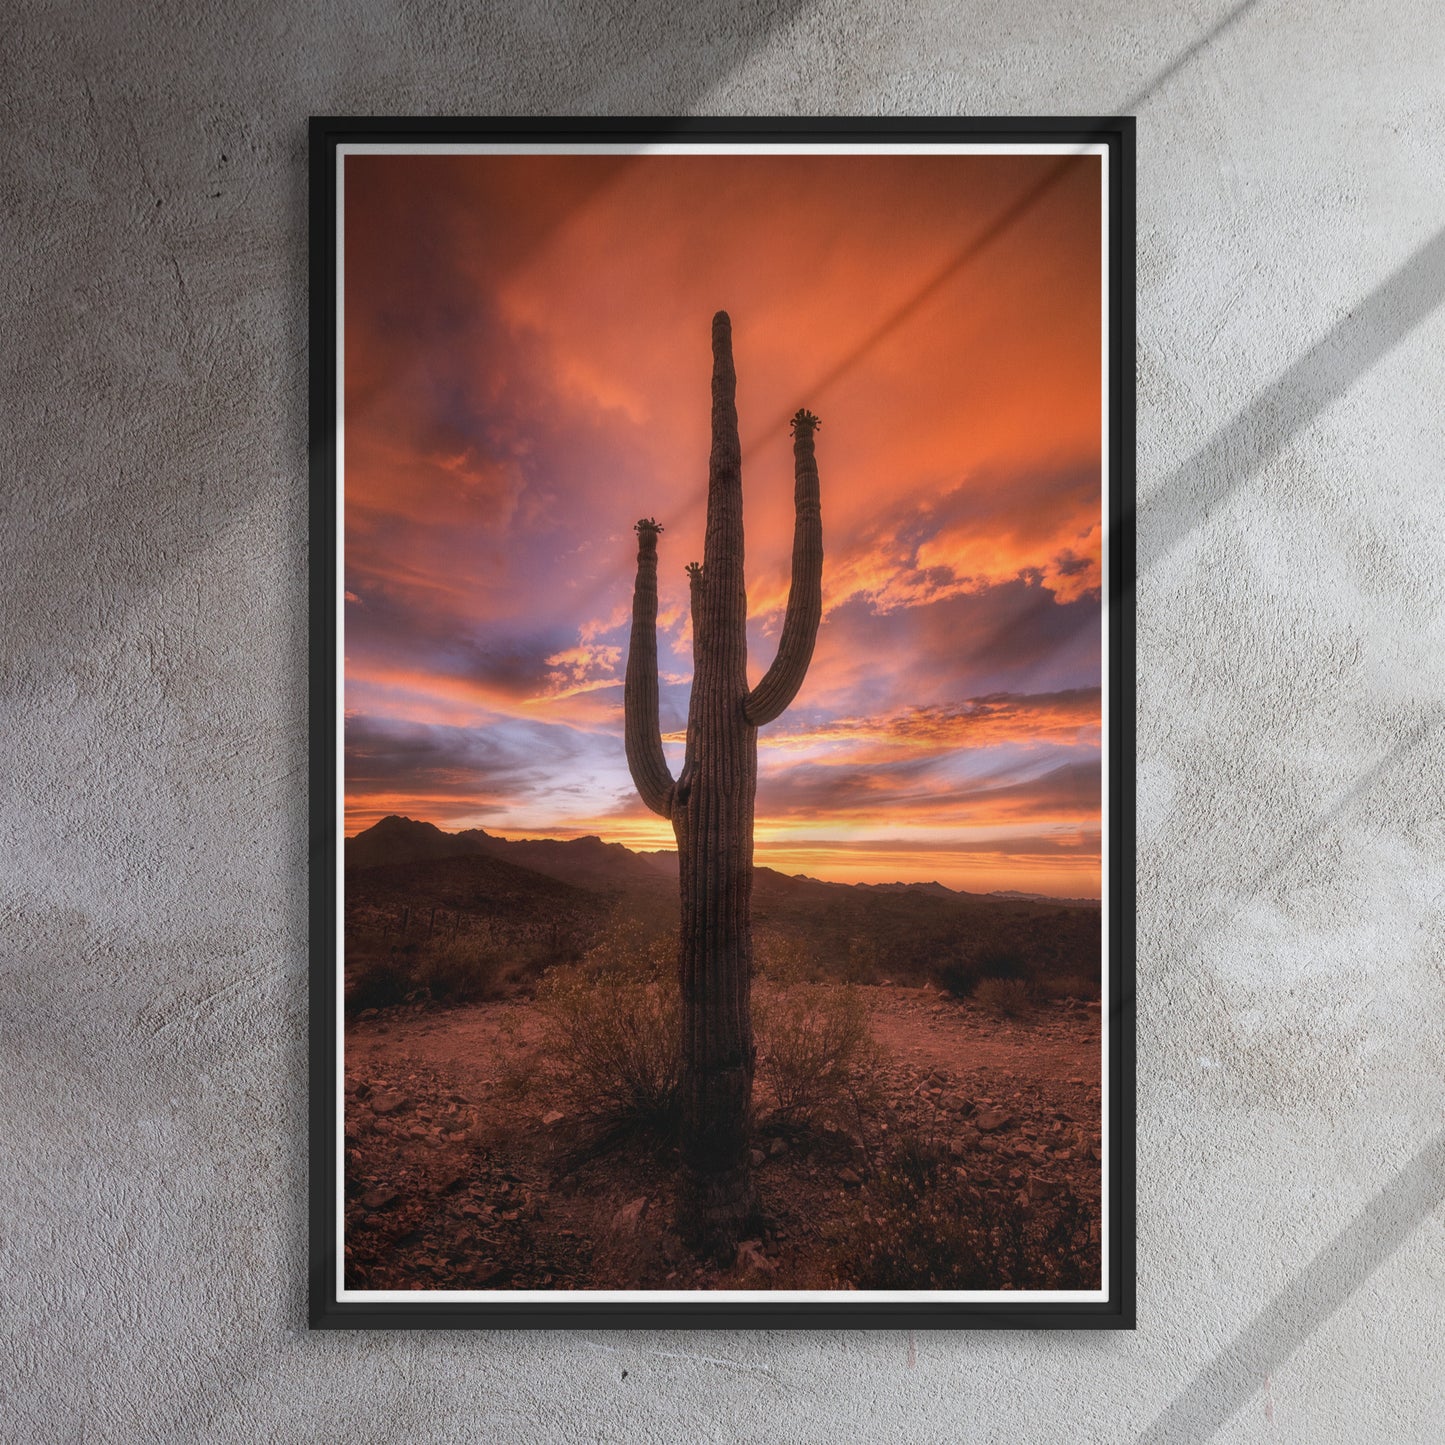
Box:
<box><xmin>312</xmin><ymin>120</ymin><xmax>1133</xmax><ymax>1326</ymax></box>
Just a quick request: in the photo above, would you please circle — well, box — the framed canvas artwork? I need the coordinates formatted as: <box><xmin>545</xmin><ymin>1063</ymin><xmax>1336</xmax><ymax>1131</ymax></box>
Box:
<box><xmin>309</xmin><ymin>116</ymin><xmax>1135</xmax><ymax>1328</ymax></box>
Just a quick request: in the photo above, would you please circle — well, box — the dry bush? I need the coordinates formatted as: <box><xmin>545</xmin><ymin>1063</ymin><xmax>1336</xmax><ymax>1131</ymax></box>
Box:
<box><xmin>1037</xmin><ymin>971</ymin><xmax>1101</xmax><ymax>1002</ymax></box>
<box><xmin>836</xmin><ymin>1133</ymin><xmax>1094</xmax><ymax>1290</ymax></box>
<box><xmin>492</xmin><ymin>1015</ymin><xmax>546</xmax><ymax>1102</ymax></box>
<box><xmin>755</xmin><ymin>982</ymin><xmax>882</xmax><ymax>1129</ymax></box>
<box><xmin>755</xmin><ymin>930</ymin><xmax>822</xmax><ymax>984</ymax></box>
<box><xmin>344</xmin><ymin>950</ymin><xmax>411</xmax><ymax>1013</ymax></box>
<box><xmin>973</xmin><ymin>976</ymin><xmax>1031</xmax><ymax>1018</ymax></box>
<box><xmin>344</xmin><ymin>932</ymin><xmax>515</xmax><ymax>1012</ymax></box>
<box><xmin>936</xmin><ymin>946</ymin><xmax>1029</xmax><ymax>999</ymax></box>
<box><xmin>840</xmin><ymin>936</ymin><xmax>884</xmax><ymax>985</ymax></box>
<box><xmin>535</xmin><ymin>915</ymin><xmax>680</xmax><ymax>1133</ymax></box>
<box><xmin>935</xmin><ymin>957</ymin><xmax>983</xmax><ymax>999</ymax></box>
<box><xmin>756</xmin><ymin>931</ymin><xmax>880</xmax><ymax>987</ymax></box>
<box><xmin>412</xmin><ymin>936</ymin><xmax>512</xmax><ymax>1004</ymax></box>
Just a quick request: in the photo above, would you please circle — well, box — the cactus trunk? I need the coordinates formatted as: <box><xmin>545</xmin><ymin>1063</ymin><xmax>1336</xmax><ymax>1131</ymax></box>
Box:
<box><xmin>625</xmin><ymin>311</ymin><xmax>822</xmax><ymax>1260</ymax></box>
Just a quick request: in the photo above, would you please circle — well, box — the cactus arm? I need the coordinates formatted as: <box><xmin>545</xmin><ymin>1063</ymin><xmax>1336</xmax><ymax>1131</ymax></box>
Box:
<box><xmin>676</xmin><ymin>561</ymin><xmax>704</xmax><ymax>805</ymax></box>
<box><xmin>624</xmin><ymin>517</ymin><xmax>676</xmax><ymax>817</ymax></box>
<box><xmin>743</xmin><ymin>409</ymin><xmax>823</xmax><ymax>726</ymax></box>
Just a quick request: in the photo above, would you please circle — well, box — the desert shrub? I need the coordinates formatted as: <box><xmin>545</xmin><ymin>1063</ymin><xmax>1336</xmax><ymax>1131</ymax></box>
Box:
<box><xmin>755</xmin><ymin>930</ymin><xmax>824</xmax><ymax>984</ymax></box>
<box><xmin>578</xmin><ymin>913</ymin><xmax>673</xmax><ymax>981</ymax></box>
<box><xmin>755</xmin><ymin>983</ymin><xmax>882</xmax><ymax>1128</ymax></box>
<box><xmin>755</xmin><ymin>930</ymin><xmax>886</xmax><ymax>987</ymax></box>
<box><xmin>974</xmin><ymin>976</ymin><xmax>1031</xmax><ymax>1018</ymax></box>
<box><xmin>840</xmin><ymin>936</ymin><xmax>883</xmax><ymax>985</ymax></box>
<box><xmin>1038</xmin><ymin>970</ymin><xmax>1101</xmax><ymax>1002</ymax></box>
<box><xmin>837</xmin><ymin>1134</ymin><xmax>1094</xmax><ymax>1290</ymax></box>
<box><xmin>936</xmin><ymin>957</ymin><xmax>983</xmax><ymax>999</ymax></box>
<box><xmin>344</xmin><ymin>931</ymin><xmax>517</xmax><ymax>1012</ymax></box>
<box><xmin>975</xmin><ymin>947</ymin><xmax>1028</xmax><ymax>981</ymax></box>
<box><xmin>937</xmin><ymin>944</ymin><xmax>1038</xmax><ymax>1000</ymax></box>
<box><xmin>535</xmin><ymin>915</ymin><xmax>680</xmax><ymax>1133</ymax></box>
<box><xmin>493</xmin><ymin>1017</ymin><xmax>546</xmax><ymax>1102</ymax></box>
<box><xmin>345</xmin><ymin>952</ymin><xmax>411</xmax><ymax>1013</ymax></box>
<box><xmin>411</xmin><ymin>936</ymin><xmax>511</xmax><ymax>1004</ymax></box>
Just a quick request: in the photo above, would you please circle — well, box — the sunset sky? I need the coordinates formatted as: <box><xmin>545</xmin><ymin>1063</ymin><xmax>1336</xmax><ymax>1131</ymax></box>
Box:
<box><xmin>342</xmin><ymin>147</ymin><xmax>1105</xmax><ymax>897</ymax></box>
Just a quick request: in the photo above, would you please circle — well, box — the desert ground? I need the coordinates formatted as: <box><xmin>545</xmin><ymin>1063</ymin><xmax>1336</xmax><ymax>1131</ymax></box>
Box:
<box><xmin>343</xmin><ymin>981</ymin><xmax>1102</xmax><ymax>1292</ymax></box>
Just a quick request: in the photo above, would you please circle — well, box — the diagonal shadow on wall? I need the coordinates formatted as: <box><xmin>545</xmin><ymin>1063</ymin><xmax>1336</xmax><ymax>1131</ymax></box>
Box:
<box><xmin>1117</xmin><ymin>0</ymin><xmax>1262</xmax><ymax>115</ymax></box>
<box><xmin>1136</xmin><ymin>226</ymin><xmax>1445</xmax><ymax>576</ymax></box>
<box><xmin>1136</xmin><ymin>1127</ymin><xmax>1445</xmax><ymax>1443</ymax></box>
<box><xmin>1148</xmin><ymin>717</ymin><xmax>1441</xmax><ymax>981</ymax></box>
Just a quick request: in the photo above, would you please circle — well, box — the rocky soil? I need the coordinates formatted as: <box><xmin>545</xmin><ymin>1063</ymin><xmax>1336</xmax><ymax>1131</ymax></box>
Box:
<box><xmin>341</xmin><ymin>985</ymin><xmax>1104</xmax><ymax>1291</ymax></box>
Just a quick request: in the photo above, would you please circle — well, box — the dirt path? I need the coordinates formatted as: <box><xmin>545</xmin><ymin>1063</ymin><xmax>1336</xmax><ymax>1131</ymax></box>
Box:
<box><xmin>345</xmin><ymin>985</ymin><xmax>1101</xmax><ymax>1095</ymax></box>
<box><xmin>864</xmin><ymin>987</ymin><xmax>1101</xmax><ymax>1085</ymax></box>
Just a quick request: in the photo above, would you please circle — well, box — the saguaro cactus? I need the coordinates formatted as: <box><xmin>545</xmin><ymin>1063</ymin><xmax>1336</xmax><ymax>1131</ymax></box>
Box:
<box><xmin>624</xmin><ymin>311</ymin><xmax>823</xmax><ymax>1256</ymax></box>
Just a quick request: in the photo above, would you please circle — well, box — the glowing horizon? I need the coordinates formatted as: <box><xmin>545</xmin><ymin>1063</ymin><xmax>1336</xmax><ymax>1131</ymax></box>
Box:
<box><xmin>342</xmin><ymin>149</ymin><xmax>1105</xmax><ymax>899</ymax></box>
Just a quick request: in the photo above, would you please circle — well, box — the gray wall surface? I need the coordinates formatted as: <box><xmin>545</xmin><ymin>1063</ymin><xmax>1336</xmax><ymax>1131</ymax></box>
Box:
<box><xmin>4</xmin><ymin>1</ymin><xmax>1442</xmax><ymax>1440</ymax></box>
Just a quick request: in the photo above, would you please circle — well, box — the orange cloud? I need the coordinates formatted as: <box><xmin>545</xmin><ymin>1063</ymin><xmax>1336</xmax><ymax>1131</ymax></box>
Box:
<box><xmin>340</xmin><ymin>149</ymin><xmax>1107</xmax><ymax>896</ymax></box>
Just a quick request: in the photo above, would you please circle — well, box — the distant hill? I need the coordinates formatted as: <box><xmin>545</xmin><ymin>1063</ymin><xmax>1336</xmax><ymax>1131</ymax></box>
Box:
<box><xmin>347</xmin><ymin>849</ymin><xmax>598</xmax><ymax>918</ymax></box>
<box><xmin>343</xmin><ymin>814</ymin><xmax>480</xmax><ymax>869</ymax></box>
<box><xmin>986</xmin><ymin>888</ymin><xmax>1100</xmax><ymax>907</ymax></box>
<box><xmin>344</xmin><ymin>816</ymin><xmax>1102</xmax><ymax>987</ymax></box>
<box><xmin>855</xmin><ymin>880</ymin><xmax>966</xmax><ymax>899</ymax></box>
<box><xmin>346</xmin><ymin>817</ymin><xmax>1098</xmax><ymax>906</ymax></box>
<box><xmin>347</xmin><ymin>815</ymin><xmax>674</xmax><ymax>901</ymax></box>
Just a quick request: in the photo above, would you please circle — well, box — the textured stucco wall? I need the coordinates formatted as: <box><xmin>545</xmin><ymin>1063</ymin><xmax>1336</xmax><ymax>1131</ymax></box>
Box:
<box><xmin>4</xmin><ymin>1</ymin><xmax>1443</xmax><ymax>1440</ymax></box>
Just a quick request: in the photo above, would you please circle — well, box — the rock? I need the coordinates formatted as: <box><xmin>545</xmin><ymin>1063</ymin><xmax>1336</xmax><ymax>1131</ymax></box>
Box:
<box><xmin>1027</xmin><ymin>1173</ymin><xmax>1067</xmax><ymax>1202</ymax></box>
<box><xmin>837</xmin><ymin>1167</ymin><xmax>862</xmax><ymax>1186</ymax></box>
<box><xmin>769</xmin><ymin>1136</ymin><xmax>788</xmax><ymax>1157</ymax></box>
<box><xmin>361</xmin><ymin>1187</ymin><xmax>398</xmax><ymax>1211</ymax></box>
<box><xmin>975</xmin><ymin>1108</ymin><xmax>1014</xmax><ymax>1133</ymax></box>
<box><xmin>613</xmin><ymin>1196</ymin><xmax>649</xmax><ymax>1231</ymax></box>
<box><xmin>370</xmin><ymin>1092</ymin><xmax>410</xmax><ymax>1116</ymax></box>
<box><xmin>736</xmin><ymin>1240</ymin><xmax>776</xmax><ymax>1273</ymax></box>
<box><xmin>750</xmin><ymin>1148</ymin><xmax>766</xmax><ymax>1167</ymax></box>
<box><xmin>541</xmin><ymin>1110</ymin><xmax>564</xmax><ymax>1126</ymax></box>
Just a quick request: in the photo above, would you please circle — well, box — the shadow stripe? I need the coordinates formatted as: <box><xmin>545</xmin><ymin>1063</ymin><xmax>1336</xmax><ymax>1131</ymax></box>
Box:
<box><xmin>1137</xmin><ymin>1129</ymin><xmax>1445</xmax><ymax>1444</ymax></box>
<box><xmin>1138</xmin><ymin>227</ymin><xmax>1445</xmax><ymax>575</ymax></box>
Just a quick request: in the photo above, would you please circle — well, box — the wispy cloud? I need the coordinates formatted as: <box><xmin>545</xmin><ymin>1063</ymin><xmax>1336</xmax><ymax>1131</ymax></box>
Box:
<box><xmin>341</xmin><ymin>151</ymin><xmax>1105</xmax><ymax>894</ymax></box>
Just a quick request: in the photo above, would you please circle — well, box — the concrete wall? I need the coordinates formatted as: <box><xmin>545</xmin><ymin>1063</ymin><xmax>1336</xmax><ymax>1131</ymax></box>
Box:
<box><xmin>4</xmin><ymin>2</ymin><xmax>1442</xmax><ymax>1440</ymax></box>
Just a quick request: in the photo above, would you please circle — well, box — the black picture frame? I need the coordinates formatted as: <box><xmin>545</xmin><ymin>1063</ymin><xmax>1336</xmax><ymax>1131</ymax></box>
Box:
<box><xmin>309</xmin><ymin>115</ymin><xmax>1136</xmax><ymax>1330</ymax></box>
